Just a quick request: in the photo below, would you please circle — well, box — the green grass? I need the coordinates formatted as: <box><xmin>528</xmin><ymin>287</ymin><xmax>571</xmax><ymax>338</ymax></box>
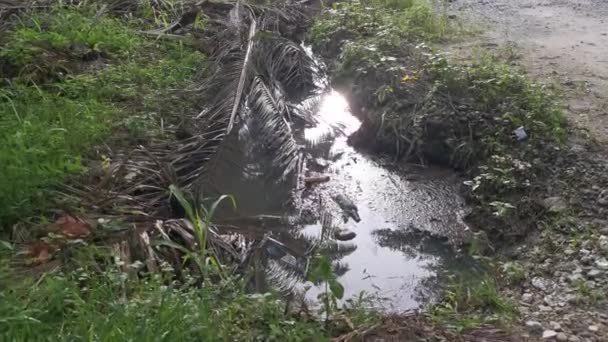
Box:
<box><xmin>311</xmin><ymin>0</ymin><xmax>449</xmax><ymax>47</ymax></box>
<box><xmin>429</xmin><ymin>275</ymin><xmax>516</xmax><ymax>332</ymax></box>
<box><xmin>0</xmin><ymin>7</ymin><xmax>205</xmax><ymax>232</ymax></box>
<box><xmin>0</xmin><ymin>244</ymin><xmax>327</xmax><ymax>341</ymax></box>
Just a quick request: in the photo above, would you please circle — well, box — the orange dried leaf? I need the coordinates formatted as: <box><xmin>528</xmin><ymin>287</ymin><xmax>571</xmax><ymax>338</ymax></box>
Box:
<box><xmin>53</xmin><ymin>215</ymin><xmax>92</xmax><ymax>239</ymax></box>
<box><xmin>25</xmin><ymin>242</ymin><xmax>53</xmax><ymax>266</ymax></box>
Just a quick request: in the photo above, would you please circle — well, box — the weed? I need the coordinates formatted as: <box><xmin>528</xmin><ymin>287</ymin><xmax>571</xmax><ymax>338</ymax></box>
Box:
<box><xmin>307</xmin><ymin>254</ymin><xmax>345</xmax><ymax>320</ymax></box>
<box><xmin>311</xmin><ymin>0</ymin><xmax>449</xmax><ymax>49</ymax></box>
<box><xmin>430</xmin><ymin>275</ymin><xmax>516</xmax><ymax>332</ymax></box>
<box><xmin>164</xmin><ymin>186</ymin><xmax>235</xmax><ymax>279</ymax></box>
<box><xmin>573</xmin><ymin>278</ymin><xmax>604</xmax><ymax>304</ymax></box>
<box><xmin>0</xmin><ymin>8</ymin><xmax>139</xmax><ymax>75</ymax></box>
<box><xmin>0</xmin><ymin>258</ymin><xmax>328</xmax><ymax>341</ymax></box>
<box><xmin>500</xmin><ymin>261</ymin><xmax>527</xmax><ymax>285</ymax></box>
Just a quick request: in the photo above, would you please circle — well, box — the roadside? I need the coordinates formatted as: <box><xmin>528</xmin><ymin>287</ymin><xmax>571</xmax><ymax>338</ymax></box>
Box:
<box><xmin>448</xmin><ymin>1</ymin><xmax>608</xmax><ymax>340</ymax></box>
<box><xmin>450</xmin><ymin>0</ymin><xmax>608</xmax><ymax>143</ymax></box>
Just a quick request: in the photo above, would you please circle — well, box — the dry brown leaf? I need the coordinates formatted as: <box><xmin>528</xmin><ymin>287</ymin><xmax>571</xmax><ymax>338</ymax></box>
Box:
<box><xmin>52</xmin><ymin>215</ymin><xmax>92</xmax><ymax>239</ymax></box>
<box><xmin>24</xmin><ymin>241</ymin><xmax>54</xmax><ymax>266</ymax></box>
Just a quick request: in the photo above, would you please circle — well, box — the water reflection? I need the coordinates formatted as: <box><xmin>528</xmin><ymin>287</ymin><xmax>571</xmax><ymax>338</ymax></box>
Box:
<box><xmin>209</xmin><ymin>89</ymin><xmax>475</xmax><ymax>312</ymax></box>
<box><xmin>298</xmin><ymin>90</ymin><xmax>474</xmax><ymax>311</ymax></box>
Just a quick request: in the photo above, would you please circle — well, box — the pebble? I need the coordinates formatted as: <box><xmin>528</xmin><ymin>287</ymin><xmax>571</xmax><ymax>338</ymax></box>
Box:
<box><xmin>550</xmin><ymin>321</ymin><xmax>562</xmax><ymax>331</ymax></box>
<box><xmin>334</xmin><ymin>228</ymin><xmax>356</xmax><ymax>241</ymax></box>
<box><xmin>532</xmin><ymin>277</ymin><xmax>548</xmax><ymax>290</ymax></box>
<box><xmin>539</xmin><ymin>304</ymin><xmax>553</xmax><ymax>312</ymax></box>
<box><xmin>586</xmin><ymin>269</ymin><xmax>601</xmax><ymax>278</ymax></box>
<box><xmin>565</xmin><ymin>293</ymin><xmax>580</xmax><ymax>304</ymax></box>
<box><xmin>598</xmin><ymin>189</ymin><xmax>608</xmax><ymax>206</ymax></box>
<box><xmin>526</xmin><ymin>320</ymin><xmax>543</xmax><ymax>334</ymax></box>
<box><xmin>569</xmin><ymin>274</ymin><xmax>584</xmax><ymax>283</ymax></box>
<box><xmin>588</xmin><ymin>325</ymin><xmax>599</xmax><ymax>332</ymax></box>
<box><xmin>595</xmin><ymin>258</ymin><xmax>608</xmax><ymax>270</ymax></box>
<box><xmin>568</xmin><ymin>336</ymin><xmax>581</xmax><ymax>342</ymax></box>
<box><xmin>522</xmin><ymin>293</ymin><xmax>534</xmax><ymax>303</ymax></box>
<box><xmin>543</xmin><ymin>196</ymin><xmax>567</xmax><ymax>212</ymax></box>
<box><xmin>556</xmin><ymin>332</ymin><xmax>568</xmax><ymax>341</ymax></box>
<box><xmin>543</xmin><ymin>330</ymin><xmax>558</xmax><ymax>339</ymax></box>
<box><xmin>599</xmin><ymin>235</ymin><xmax>608</xmax><ymax>254</ymax></box>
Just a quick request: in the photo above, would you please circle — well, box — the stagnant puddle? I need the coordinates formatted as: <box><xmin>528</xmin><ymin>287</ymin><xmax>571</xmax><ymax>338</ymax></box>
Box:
<box><xmin>210</xmin><ymin>89</ymin><xmax>479</xmax><ymax>312</ymax></box>
<box><xmin>297</xmin><ymin>91</ymin><xmax>477</xmax><ymax>310</ymax></box>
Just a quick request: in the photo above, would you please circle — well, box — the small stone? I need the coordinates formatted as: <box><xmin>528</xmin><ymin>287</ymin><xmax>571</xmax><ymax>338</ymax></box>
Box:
<box><xmin>588</xmin><ymin>325</ymin><xmax>599</xmax><ymax>332</ymax></box>
<box><xmin>543</xmin><ymin>330</ymin><xmax>558</xmax><ymax>339</ymax></box>
<box><xmin>587</xmin><ymin>269</ymin><xmax>601</xmax><ymax>278</ymax></box>
<box><xmin>333</xmin><ymin>228</ymin><xmax>356</xmax><ymax>241</ymax></box>
<box><xmin>526</xmin><ymin>320</ymin><xmax>543</xmax><ymax>334</ymax></box>
<box><xmin>598</xmin><ymin>189</ymin><xmax>608</xmax><ymax>206</ymax></box>
<box><xmin>568</xmin><ymin>273</ymin><xmax>583</xmax><ymax>283</ymax></box>
<box><xmin>581</xmin><ymin>255</ymin><xmax>594</xmax><ymax>266</ymax></box>
<box><xmin>556</xmin><ymin>333</ymin><xmax>568</xmax><ymax>341</ymax></box>
<box><xmin>550</xmin><ymin>321</ymin><xmax>562</xmax><ymax>331</ymax></box>
<box><xmin>543</xmin><ymin>196</ymin><xmax>567</xmax><ymax>212</ymax></box>
<box><xmin>568</xmin><ymin>336</ymin><xmax>580</xmax><ymax>342</ymax></box>
<box><xmin>564</xmin><ymin>248</ymin><xmax>576</xmax><ymax>256</ymax></box>
<box><xmin>539</xmin><ymin>304</ymin><xmax>552</xmax><ymax>312</ymax></box>
<box><xmin>522</xmin><ymin>293</ymin><xmax>534</xmax><ymax>303</ymax></box>
<box><xmin>595</xmin><ymin>258</ymin><xmax>608</xmax><ymax>270</ymax></box>
<box><xmin>565</xmin><ymin>293</ymin><xmax>580</xmax><ymax>304</ymax></box>
<box><xmin>532</xmin><ymin>277</ymin><xmax>548</xmax><ymax>290</ymax></box>
<box><xmin>312</xmin><ymin>158</ymin><xmax>330</xmax><ymax>169</ymax></box>
<box><xmin>599</xmin><ymin>235</ymin><xmax>608</xmax><ymax>254</ymax></box>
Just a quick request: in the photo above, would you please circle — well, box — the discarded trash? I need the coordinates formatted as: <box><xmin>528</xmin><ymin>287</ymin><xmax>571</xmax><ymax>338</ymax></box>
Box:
<box><xmin>514</xmin><ymin>126</ymin><xmax>528</xmax><ymax>141</ymax></box>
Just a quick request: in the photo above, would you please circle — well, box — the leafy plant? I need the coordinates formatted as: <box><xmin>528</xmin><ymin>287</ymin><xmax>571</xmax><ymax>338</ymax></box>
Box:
<box><xmin>430</xmin><ymin>275</ymin><xmax>516</xmax><ymax>332</ymax></box>
<box><xmin>164</xmin><ymin>185</ymin><xmax>236</xmax><ymax>279</ymax></box>
<box><xmin>307</xmin><ymin>255</ymin><xmax>345</xmax><ymax>320</ymax></box>
<box><xmin>0</xmin><ymin>255</ymin><xmax>328</xmax><ymax>341</ymax></box>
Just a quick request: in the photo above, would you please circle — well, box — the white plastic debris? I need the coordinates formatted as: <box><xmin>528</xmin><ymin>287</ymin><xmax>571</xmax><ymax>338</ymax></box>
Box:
<box><xmin>514</xmin><ymin>126</ymin><xmax>528</xmax><ymax>141</ymax></box>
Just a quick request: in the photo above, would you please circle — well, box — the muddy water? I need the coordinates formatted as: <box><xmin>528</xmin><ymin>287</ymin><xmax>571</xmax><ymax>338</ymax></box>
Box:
<box><xmin>297</xmin><ymin>90</ymin><xmax>476</xmax><ymax>311</ymax></box>
<box><xmin>211</xmin><ymin>89</ymin><xmax>477</xmax><ymax>312</ymax></box>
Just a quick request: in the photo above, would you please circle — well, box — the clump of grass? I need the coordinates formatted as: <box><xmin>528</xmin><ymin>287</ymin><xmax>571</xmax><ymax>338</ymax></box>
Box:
<box><xmin>0</xmin><ymin>6</ymin><xmax>205</xmax><ymax>232</ymax></box>
<box><xmin>430</xmin><ymin>275</ymin><xmax>516</xmax><ymax>332</ymax></box>
<box><xmin>0</xmin><ymin>252</ymin><xmax>327</xmax><ymax>341</ymax></box>
<box><xmin>311</xmin><ymin>0</ymin><xmax>449</xmax><ymax>49</ymax></box>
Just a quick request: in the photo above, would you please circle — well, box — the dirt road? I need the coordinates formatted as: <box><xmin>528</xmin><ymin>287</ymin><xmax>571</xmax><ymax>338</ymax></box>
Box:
<box><xmin>451</xmin><ymin>0</ymin><xmax>608</xmax><ymax>141</ymax></box>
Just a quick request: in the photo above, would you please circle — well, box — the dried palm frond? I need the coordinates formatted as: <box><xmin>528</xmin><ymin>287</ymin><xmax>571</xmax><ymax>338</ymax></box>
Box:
<box><xmin>253</xmin><ymin>34</ymin><xmax>318</xmax><ymax>100</ymax></box>
<box><xmin>246</xmin><ymin>76</ymin><xmax>302</xmax><ymax>179</ymax></box>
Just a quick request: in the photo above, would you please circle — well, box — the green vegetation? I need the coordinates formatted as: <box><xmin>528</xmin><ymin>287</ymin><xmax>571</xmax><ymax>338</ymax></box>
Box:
<box><xmin>430</xmin><ymin>275</ymin><xmax>516</xmax><ymax>332</ymax></box>
<box><xmin>0</xmin><ymin>242</ymin><xmax>327</xmax><ymax>341</ymax></box>
<box><xmin>311</xmin><ymin>0</ymin><xmax>450</xmax><ymax>46</ymax></box>
<box><xmin>312</xmin><ymin>0</ymin><xmax>573</xmax><ymax>333</ymax></box>
<box><xmin>312</xmin><ymin>0</ymin><xmax>567</xmax><ymax>242</ymax></box>
<box><xmin>0</xmin><ymin>7</ymin><xmax>205</xmax><ymax>230</ymax></box>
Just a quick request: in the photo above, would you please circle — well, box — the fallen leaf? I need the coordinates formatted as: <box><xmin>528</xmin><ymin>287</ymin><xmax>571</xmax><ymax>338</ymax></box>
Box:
<box><xmin>24</xmin><ymin>242</ymin><xmax>54</xmax><ymax>266</ymax></box>
<box><xmin>52</xmin><ymin>215</ymin><xmax>92</xmax><ymax>239</ymax></box>
<box><xmin>401</xmin><ymin>74</ymin><xmax>419</xmax><ymax>83</ymax></box>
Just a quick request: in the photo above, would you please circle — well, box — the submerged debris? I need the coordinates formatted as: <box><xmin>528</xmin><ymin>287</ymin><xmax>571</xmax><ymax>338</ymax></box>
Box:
<box><xmin>332</xmin><ymin>194</ymin><xmax>361</xmax><ymax>223</ymax></box>
<box><xmin>333</xmin><ymin>228</ymin><xmax>356</xmax><ymax>241</ymax></box>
